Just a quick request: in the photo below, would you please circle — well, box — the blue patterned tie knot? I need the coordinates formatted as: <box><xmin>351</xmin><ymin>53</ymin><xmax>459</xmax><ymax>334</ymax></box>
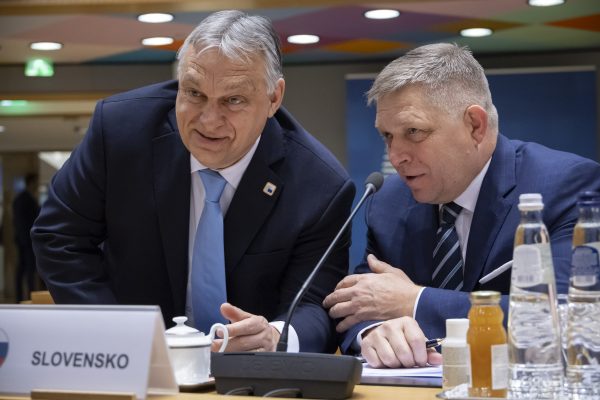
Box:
<box><xmin>439</xmin><ymin>202</ymin><xmax>462</xmax><ymax>228</ymax></box>
<box><xmin>199</xmin><ymin>169</ymin><xmax>227</xmax><ymax>203</ymax></box>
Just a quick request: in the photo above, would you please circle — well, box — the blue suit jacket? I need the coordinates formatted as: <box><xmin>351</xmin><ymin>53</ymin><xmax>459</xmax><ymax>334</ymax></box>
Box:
<box><xmin>341</xmin><ymin>134</ymin><xmax>600</xmax><ymax>352</ymax></box>
<box><xmin>32</xmin><ymin>80</ymin><xmax>356</xmax><ymax>353</ymax></box>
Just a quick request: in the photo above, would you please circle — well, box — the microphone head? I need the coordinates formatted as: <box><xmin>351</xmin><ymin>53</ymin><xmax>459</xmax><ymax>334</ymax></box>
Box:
<box><xmin>365</xmin><ymin>172</ymin><xmax>384</xmax><ymax>193</ymax></box>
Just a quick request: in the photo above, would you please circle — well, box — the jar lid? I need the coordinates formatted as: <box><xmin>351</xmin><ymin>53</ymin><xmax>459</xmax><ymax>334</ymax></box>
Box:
<box><xmin>165</xmin><ymin>316</ymin><xmax>211</xmax><ymax>348</ymax></box>
<box><xmin>469</xmin><ymin>290</ymin><xmax>501</xmax><ymax>303</ymax></box>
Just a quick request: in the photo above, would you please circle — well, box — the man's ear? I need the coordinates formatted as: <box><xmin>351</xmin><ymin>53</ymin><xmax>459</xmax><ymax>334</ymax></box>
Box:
<box><xmin>464</xmin><ymin>105</ymin><xmax>488</xmax><ymax>145</ymax></box>
<box><xmin>268</xmin><ymin>78</ymin><xmax>285</xmax><ymax>118</ymax></box>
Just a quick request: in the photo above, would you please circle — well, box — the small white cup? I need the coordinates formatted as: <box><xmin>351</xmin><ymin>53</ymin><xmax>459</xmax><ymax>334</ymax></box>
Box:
<box><xmin>165</xmin><ymin>316</ymin><xmax>229</xmax><ymax>386</ymax></box>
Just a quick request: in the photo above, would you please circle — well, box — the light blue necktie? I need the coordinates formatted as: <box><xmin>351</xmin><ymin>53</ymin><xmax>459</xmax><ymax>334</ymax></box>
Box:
<box><xmin>192</xmin><ymin>169</ymin><xmax>228</xmax><ymax>333</ymax></box>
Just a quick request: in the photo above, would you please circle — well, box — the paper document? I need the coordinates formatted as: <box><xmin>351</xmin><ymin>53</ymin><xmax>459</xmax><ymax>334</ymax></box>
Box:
<box><xmin>361</xmin><ymin>364</ymin><xmax>442</xmax><ymax>378</ymax></box>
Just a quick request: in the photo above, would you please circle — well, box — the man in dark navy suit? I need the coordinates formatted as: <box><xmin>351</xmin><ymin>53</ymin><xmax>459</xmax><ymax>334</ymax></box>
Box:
<box><xmin>32</xmin><ymin>10</ymin><xmax>355</xmax><ymax>354</ymax></box>
<box><xmin>13</xmin><ymin>173</ymin><xmax>40</xmax><ymax>303</ymax></box>
<box><xmin>323</xmin><ymin>43</ymin><xmax>600</xmax><ymax>367</ymax></box>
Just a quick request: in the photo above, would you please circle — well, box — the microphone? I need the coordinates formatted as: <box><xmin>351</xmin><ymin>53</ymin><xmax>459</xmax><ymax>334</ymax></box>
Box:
<box><xmin>211</xmin><ymin>172</ymin><xmax>384</xmax><ymax>400</ymax></box>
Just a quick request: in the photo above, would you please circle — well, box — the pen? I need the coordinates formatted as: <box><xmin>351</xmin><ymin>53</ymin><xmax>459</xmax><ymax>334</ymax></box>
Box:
<box><xmin>426</xmin><ymin>338</ymin><xmax>444</xmax><ymax>348</ymax></box>
<box><xmin>479</xmin><ymin>260</ymin><xmax>513</xmax><ymax>284</ymax></box>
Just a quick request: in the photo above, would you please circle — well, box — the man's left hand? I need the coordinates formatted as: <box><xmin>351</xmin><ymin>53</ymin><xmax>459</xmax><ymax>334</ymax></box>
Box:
<box><xmin>211</xmin><ymin>303</ymin><xmax>280</xmax><ymax>352</ymax></box>
<box><xmin>323</xmin><ymin>254</ymin><xmax>422</xmax><ymax>332</ymax></box>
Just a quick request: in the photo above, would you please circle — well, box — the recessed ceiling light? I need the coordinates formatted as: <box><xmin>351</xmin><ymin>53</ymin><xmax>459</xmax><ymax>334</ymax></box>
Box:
<box><xmin>364</xmin><ymin>9</ymin><xmax>400</xmax><ymax>20</ymax></box>
<box><xmin>460</xmin><ymin>28</ymin><xmax>493</xmax><ymax>38</ymax></box>
<box><xmin>528</xmin><ymin>0</ymin><xmax>565</xmax><ymax>6</ymax></box>
<box><xmin>30</xmin><ymin>42</ymin><xmax>63</xmax><ymax>51</ymax></box>
<box><xmin>287</xmin><ymin>34</ymin><xmax>320</xmax><ymax>45</ymax></box>
<box><xmin>137</xmin><ymin>13</ymin><xmax>174</xmax><ymax>23</ymax></box>
<box><xmin>0</xmin><ymin>126</ymin><xmax>5</xmax><ymax>133</ymax></box>
<box><xmin>141</xmin><ymin>37</ymin><xmax>174</xmax><ymax>46</ymax></box>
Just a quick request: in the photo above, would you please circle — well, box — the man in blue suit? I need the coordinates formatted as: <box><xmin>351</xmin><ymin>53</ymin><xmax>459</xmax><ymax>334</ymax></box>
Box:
<box><xmin>32</xmin><ymin>10</ymin><xmax>355</xmax><ymax>354</ymax></box>
<box><xmin>323</xmin><ymin>43</ymin><xmax>600</xmax><ymax>367</ymax></box>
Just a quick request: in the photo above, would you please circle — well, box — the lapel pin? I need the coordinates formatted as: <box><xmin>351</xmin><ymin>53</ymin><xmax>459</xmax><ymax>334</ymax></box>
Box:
<box><xmin>263</xmin><ymin>182</ymin><xmax>277</xmax><ymax>196</ymax></box>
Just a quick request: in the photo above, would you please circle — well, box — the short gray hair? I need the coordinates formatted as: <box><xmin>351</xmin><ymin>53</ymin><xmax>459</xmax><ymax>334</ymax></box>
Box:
<box><xmin>368</xmin><ymin>43</ymin><xmax>498</xmax><ymax>133</ymax></box>
<box><xmin>177</xmin><ymin>10</ymin><xmax>283</xmax><ymax>95</ymax></box>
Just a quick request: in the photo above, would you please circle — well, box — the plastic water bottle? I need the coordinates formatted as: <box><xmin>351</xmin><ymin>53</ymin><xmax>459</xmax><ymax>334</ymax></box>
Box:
<box><xmin>442</xmin><ymin>318</ymin><xmax>470</xmax><ymax>391</ymax></box>
<box><xmin>508</xmin><ymin>193</ymin><xmax>563</xmax><ymax>399</ymax></box>
<box><xmin>566</xmin><ymin>191</ymin><xmax>600</xmax><ymax>399</ymax></box>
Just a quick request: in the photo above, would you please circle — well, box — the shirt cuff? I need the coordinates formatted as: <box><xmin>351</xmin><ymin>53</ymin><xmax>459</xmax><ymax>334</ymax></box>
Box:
<box><xmin>269</xmin><ymin>321</ymin><xmax>299</xmax><ymax>353</ymax></box>
<box><xmin>413</xmin><ymin>287</ymin><xmax>426</xmax><ymax>319</ymax></box>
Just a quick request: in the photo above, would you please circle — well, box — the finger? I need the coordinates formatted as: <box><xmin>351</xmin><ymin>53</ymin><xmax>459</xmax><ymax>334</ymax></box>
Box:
<box><xmin>226</xmin><ymin>315</ymin><xmax>268</xmax><ymax>338</ymax></box>
<box><xmin>363</xmin><ymin>332</ymin><xmax>399</xmax><ymax>368</ymax></box>
<box><xmin>323</xmin><ymin>287</ymin><xmax>354</xmax><ymax>309</ymax></box>
<box><xmin>220</xmin><ymin>302</ymin><xmax>253</xmax><ymax>323</ymax></box>
<box><xmin>362</xmin><ymin>343</ymin><xmax>384</xmax><ymax>368</ymax></box>
<box><xmin>398</xmin><ymin>319</ymin><xmax>428</xmax><ymax>366</ymax></box>
<box><xmin>427</xmin><ymin>348</ymin><xmax>443</xmax><ymax>366</ymax></box>
<box><xmin>335</xmin><ymin>314</ymin><xmax>360</xmax><ymax>333</ymax></box>
<box><xmin>211</xmin><ymin>339</ymin><xmax>224</xmax><ymax>352</ymax></box>
<box><xmin>327</xmin><ymin>298</ymin><xmax>355</xmax><ymax>319</ymax></box>
<box><xmin>334</xmin><ymin>275</ymin><xmax>361</xmax><ymax>291</ymax></box>
<box><xmin>366</xmin><ymin>254</ymin><xmax>395</xmax><ymax>274</ymax></box>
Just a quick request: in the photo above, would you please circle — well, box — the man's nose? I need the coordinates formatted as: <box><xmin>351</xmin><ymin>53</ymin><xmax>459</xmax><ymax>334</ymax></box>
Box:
<box><xmin>198</xmin><ymin>102</ymin><xmax>224</xmax><ymax>130</ymax></box>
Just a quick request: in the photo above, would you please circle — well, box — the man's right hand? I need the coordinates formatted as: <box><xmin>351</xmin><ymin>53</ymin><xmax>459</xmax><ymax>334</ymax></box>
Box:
<box><xmin>360</xmin><ymin>316</ymin><xmax>442</xmax><ymax>368</ymax></box>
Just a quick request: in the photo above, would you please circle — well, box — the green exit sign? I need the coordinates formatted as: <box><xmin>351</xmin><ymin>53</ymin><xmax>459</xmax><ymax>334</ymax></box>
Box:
<box><xmin>25</xmin><ymin>58</ymin><xmax>54</xmax><ymax>77</ymax></box>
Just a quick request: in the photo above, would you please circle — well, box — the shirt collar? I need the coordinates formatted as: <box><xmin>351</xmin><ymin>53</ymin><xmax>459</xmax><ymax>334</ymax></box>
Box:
<box><xmin>453</xmin><ymin>157</ymin><xmax>492</xmax><ymax>214</ymax></box>
<box><xmin>190</xmin><ymin>135</ymin><xmax>261</xmax><ymax>190</ymax></box>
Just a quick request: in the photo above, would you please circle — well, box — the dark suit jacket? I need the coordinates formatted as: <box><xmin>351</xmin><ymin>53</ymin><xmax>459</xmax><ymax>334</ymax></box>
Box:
<box><xmin>341</xmin><ymin>134</ymin><xmax>600</xmax><ymax>352</ymax></box>
<box><xmin>13</xmin><ymin>190</ymin><xmax>39</xmax><ymax>248</ymax></box>
<box><xmin>32</xmin><ymin>80</ymin><xmax>356</xmax><ymax>353</ymax></box>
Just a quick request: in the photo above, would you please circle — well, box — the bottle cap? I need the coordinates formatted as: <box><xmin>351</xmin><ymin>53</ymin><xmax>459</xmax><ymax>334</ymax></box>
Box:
<box><xmin>518</xmin><ymin>193</ymin><xmax>543</xmax><ymax>211</ymax></box>
<box><xmin>578</xmin><ymin>191</ymin><xmax>600</xmax><ymax>206</ymax></box>
<box><xmin>469</xmin><ymin>290</ymin><xmax>501</xmax><ymax>304</ymax></box>
<box><xmin>445</xmin><ymin>318</ymin><xmax>469</xmax><ymax>341</ymax></box>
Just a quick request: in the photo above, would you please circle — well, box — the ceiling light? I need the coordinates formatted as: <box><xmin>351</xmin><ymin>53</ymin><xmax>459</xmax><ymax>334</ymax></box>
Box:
<box><xmin>30</xmin><ymin>42</ymin><xmax>62</xmax><ymax>51</ymax></box>
<box><xmin>137</xmin><ymin>13</ymin><xmax>174</xmax><ymax>23</ymax></box>
<box><xmin>0</xmin><ymin>126</ymin><xmax>5</xmax><ymax>133</ymax></box>
<box><xmin>364</xmin><ymin>9</ymin><xmax>400</xmax><ymax>20</ymax></box>
<box><xmin>460</xmin><ymin>28</ymin><xmax>493</xmax><ymax>38</ymax></box>
<box><xmin>141</xmin><ymin>37</ymin><xmax>174</xmax><ymax>46</ymax></box>
<box><xmin>528</xmin><ymin>0</ymin><xmax>565</xmax><ymax>6</ymax></box>
<box><xmin>287</xmin><ymin>34</ymin><xmax>320</xmax><ymax>45</ymax></box>
<box><xmin>0</xmin><ymin>100</ymin><xmax>27</xmax><ymax>107</ymax></box>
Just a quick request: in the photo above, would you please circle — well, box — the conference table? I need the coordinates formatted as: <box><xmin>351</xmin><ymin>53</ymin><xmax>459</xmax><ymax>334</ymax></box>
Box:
<box><xmin>0</xmin><ymin>385</ymin><xmax>442</xmax><ymax>400</ymax></box>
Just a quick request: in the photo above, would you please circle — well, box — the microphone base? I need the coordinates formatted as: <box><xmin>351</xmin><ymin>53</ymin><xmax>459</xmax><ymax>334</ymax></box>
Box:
<box><xmin>211</xmin><ymin>352</ymin><xmax>362</xmax><ymax>399</ymax></box>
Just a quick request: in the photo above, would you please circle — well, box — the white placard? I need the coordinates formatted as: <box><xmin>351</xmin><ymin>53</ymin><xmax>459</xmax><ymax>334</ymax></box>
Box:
<box><xmin>0</xmin><ymin>304</ymin><xmax>178</xmax><ymax>399</ymax></box>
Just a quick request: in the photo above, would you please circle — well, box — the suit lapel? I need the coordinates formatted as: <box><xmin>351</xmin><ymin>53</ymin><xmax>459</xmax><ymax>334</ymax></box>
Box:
<box><xmin>463</xmin><ymin>135</ymin><xmax>517</xmax><ymax>290</ymax></box>
<box><xmin>223</xmin><ymin>117</ymin><xmax>285</xmax><ymax>274</ymax></box>
<box><xmin>153</xmin><ymin>108</ymin><xmax>190</xmax><ymax>312</ymax></box>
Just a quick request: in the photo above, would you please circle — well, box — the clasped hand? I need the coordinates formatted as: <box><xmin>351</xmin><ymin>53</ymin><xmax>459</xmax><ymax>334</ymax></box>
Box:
<box><xmin>322</xmin><ymin>254</ymin><xmax>422</xmax><ymax>332</ymax></box>
<box><xmin>211</xmin><ymin>303</ymin><xmax>280</xmax><ymax>352</ymax></box>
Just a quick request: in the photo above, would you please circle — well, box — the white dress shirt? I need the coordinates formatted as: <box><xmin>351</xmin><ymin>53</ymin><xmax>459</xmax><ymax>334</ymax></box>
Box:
<box><xmin>185</xmin><ymin>136</ymin><xmax>299</xmax><ymax>352</ymax></box>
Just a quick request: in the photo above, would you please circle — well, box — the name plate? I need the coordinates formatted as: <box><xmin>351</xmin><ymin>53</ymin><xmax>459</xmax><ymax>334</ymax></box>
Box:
<box><xmin>0</xmin><ymin>305</ymin><xmax>177</xmax><ymax>399</ymax></box>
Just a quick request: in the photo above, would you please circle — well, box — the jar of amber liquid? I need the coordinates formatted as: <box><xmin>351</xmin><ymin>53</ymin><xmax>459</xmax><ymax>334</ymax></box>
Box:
<box><xmin>467</xmin><ymin>291</ymin><xmax>508</xmax><ymax>398</ymax></box>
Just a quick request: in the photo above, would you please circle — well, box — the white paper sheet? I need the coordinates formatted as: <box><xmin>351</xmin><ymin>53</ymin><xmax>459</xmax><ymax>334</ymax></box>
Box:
<box><xmin>361</xmin><ymin>364</ymin><xmax>442</xmax><ymax>378</ymax></box>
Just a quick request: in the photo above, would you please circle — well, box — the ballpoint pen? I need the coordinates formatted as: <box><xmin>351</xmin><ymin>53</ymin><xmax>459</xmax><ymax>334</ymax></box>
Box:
<box><xmin>425</xmin><ymin>338</ymin><xmax>444</xmax><ymax>348</ymax></box>
<box><xmin>479</xmin><ymin>260</ymin><xmax>513</xmax><ymax>284</ymax></box>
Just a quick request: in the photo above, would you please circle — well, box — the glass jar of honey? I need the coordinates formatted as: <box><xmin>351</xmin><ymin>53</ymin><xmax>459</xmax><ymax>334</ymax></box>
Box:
<box><xmin>467</xmin><ymin>290</ymin><xmax>508</xmax><ymax>398</ymax></box>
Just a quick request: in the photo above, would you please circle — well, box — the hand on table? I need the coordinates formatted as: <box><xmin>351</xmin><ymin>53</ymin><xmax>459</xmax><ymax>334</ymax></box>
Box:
<box><xmin>211</xmin><ymin>303</ymin><xmax>280</xmax><ymax>352</ymax></box>
<box><xmin>323</xmin><ymin>254</ymin><xmax>422</xmax><ymax>332</ymax></box>
<box><xmin>361</xmin><ymin>317</ymin><xmax>442</xmax><ymax>368</ymax></box>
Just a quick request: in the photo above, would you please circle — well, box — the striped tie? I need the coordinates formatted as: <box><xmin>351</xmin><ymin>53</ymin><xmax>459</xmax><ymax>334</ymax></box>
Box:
<box><xmin>432</xmin><ymin>202</ymin><xmax>464</xmax><ymax>290</ymax></box>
